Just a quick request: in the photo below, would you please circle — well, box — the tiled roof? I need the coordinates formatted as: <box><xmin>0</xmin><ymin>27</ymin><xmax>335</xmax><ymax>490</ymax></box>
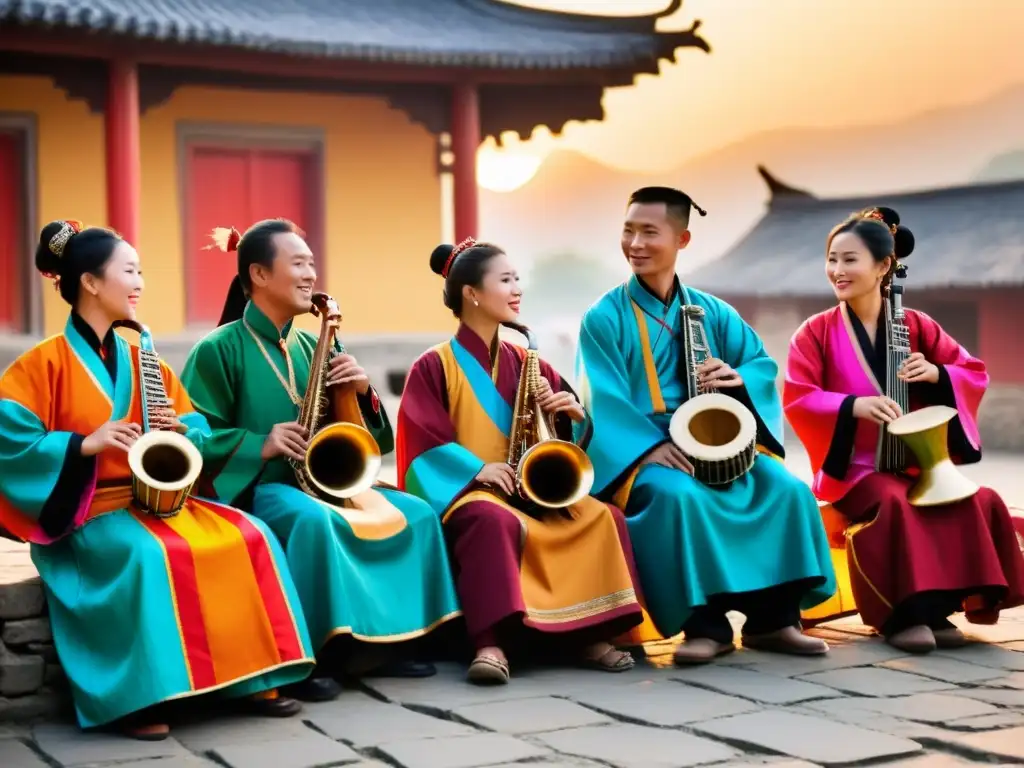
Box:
<box><xmin>687</xmin><ymin>167</ymin><xmax>1024</xmax><ymax>296</ymax></box>
<box><xmin>0</xmin><ymin>0</ymin><xmax>709</xmax><ymax>69</ymax></box>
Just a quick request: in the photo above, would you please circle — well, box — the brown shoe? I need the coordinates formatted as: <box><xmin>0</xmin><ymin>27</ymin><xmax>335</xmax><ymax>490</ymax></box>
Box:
<box><xmin>673</xmin><ymin>638</ymin><xmax>735</xmax><ymax>665</ymax></box>
<box><xmin>743</xmin><ymin>626</ymin><xmax>828</xmax><ymax>656</ymax></box>
<box><xmin>886</xmin><ymin>625</ymin><xmax>936</xmax><ymax>654</ymax></box>
<box><xmin>932</xmin><ymin>627</ymin><xmax>968</xmax><ymax>649</ymax></box>
<box><xmin>122</xmin><ymin>722</ymin><xmax>170</xmax><ymax>741</ymax></box>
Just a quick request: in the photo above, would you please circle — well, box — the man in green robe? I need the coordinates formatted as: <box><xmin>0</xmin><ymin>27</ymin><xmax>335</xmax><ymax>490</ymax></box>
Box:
<box><xmin>180</xmin><ymin>220</ymin><xmax>461</xmax><ymax>702</ymax></box>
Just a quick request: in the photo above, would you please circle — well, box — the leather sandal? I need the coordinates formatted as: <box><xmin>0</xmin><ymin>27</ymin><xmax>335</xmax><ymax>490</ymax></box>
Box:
<box><xmin>467</xmin><ymin>653</ymin><xmax>510</xmax><ymax>685</ymax></box>
<box><xmin>580</xmin><ymin>647</ymin><xmax>635</xmax><ymax>672</ymax></box>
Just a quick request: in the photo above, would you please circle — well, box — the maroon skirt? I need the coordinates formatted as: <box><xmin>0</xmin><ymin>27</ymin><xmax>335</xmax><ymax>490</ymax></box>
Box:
<box><xmin>835</xmin><ymin>472</ymin><xmax>1024</xmax><ymax>631</ymax></box>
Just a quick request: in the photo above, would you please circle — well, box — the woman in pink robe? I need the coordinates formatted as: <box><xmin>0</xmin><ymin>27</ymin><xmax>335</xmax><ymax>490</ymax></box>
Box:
<box><xmin>784</xmin><ymin>206</ymin><xmax>1024</xmax><ymax>654</ymax></box>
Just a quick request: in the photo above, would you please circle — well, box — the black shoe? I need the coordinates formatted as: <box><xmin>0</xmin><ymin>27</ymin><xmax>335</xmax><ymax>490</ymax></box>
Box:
<box><xmin>246</xmin><ymin>695</ymin><xmax>303</xmax><ymax>718</ymax></box>
<box><xmin>365</xmin><ymin>660</ymin><xmax>437</xmax><ymax>678</ymax></box>
<box><xmin>283</xmin><ymin>677</ymin><xmax>343</xmax><ymax>702</ymax></box>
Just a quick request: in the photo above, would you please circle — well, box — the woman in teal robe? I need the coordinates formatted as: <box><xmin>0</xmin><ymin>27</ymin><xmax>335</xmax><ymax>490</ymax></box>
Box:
<box><xmin>576</xmin><ymin>187</ymin><xmax>836</xmax><ymax>664</ymax></box>
<box><xmin>180</xmin><ymin>220</ymin><xmax>461</xmax><ymax>701</ymax></box>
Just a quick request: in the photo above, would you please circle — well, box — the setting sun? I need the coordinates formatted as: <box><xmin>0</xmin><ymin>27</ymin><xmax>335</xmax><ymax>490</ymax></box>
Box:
<box><xmin>477</xmin><ymin>143</ymin><xmax>543</xmax><ymax>192</ymax></box>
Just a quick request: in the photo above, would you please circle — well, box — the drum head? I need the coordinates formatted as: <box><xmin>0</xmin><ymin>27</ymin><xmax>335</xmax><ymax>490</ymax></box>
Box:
<box><xmin>669</xmin><ymin>392</ymin><xmax>758</xmax><ymax>461</ymax></box>
<box><xmin>887</xmin><ymin>404</ymin><xmax>956</xmax><ymax>437</ymax></box>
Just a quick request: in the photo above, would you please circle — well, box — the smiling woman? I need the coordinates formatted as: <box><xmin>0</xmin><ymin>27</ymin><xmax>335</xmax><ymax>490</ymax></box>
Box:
<box><xmin>476</xmin><ymin>145</ymin><xmax>543</xmax><ymax>193</ymax></box>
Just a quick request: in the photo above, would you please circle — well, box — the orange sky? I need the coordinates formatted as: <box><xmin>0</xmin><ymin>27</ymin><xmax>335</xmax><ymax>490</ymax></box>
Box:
<box><xmin>488</xmin><ymin>0</ymin><xmax>1024</xmax><ymax>176</ymax></box>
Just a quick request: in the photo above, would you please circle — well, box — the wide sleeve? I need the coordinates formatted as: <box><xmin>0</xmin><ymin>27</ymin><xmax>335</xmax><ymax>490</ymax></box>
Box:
<box><xmin>396</xmin><ymin>351</ymin><xmax>485</xmax><ymax>515</ymax></box>
<box><xmin>576</xmin><ymin>307</ymin><xmax>666</xmax><ymax>497</ymax></box>
<box><xmin>179</xmin><ymin>336</ymin><xmax>267</xmax><ymax>506</ymax></box>
<box><xmin>783</xmin><ymin>319</ymin><xmax>859</xmax><ymax>479</ymax></box>
<box><xmin>537</xmin><ymin>356</ymin><xmax>593</xmax><ymax>449</ymax></box>
<box><xmin>0</xmin><ymin>351</ymin><xmax>98</xmax><ymax>544</ymax></box>
<box><xmin>910</xmin><ymin>310</ymin><xmax>986</xmax><ymax>463</ymax></box>
<box><xmin>330</xmin><ymin>337</ymin><xmax>394</xmax><ymax>455</ymax></box>
<box><xmin>709</xmin><ymin>296</ymin><xmax>787</xmax><ymax>458</ymax></box>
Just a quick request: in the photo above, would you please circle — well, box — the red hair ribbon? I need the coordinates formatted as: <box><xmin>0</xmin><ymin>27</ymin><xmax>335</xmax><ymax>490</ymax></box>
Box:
<box><xmin>443</xmin><ymin>236</ymin><xmax>476</xmax><ymax>278</ymax></box>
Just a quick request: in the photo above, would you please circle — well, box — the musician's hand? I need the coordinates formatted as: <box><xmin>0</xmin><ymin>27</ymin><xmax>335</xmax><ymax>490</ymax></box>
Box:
<box><xmin>327</xmin><ymin>353</ymin><xmax>370</xmax><ymax>395</ymax></box>
<box><xmin>261</xmin><ymin>422</ymin><xmax>309</xmax><ymax>462</ymax></box>
<box><xmin>475</xmin><ymin>463</ymin><xmax>516</xmax><ymax>496</ymax></box>
<box><xmin>151</xmin><ymin>408</ymin><xmax>186</xmax><ymax>434</ymax></box>
<box><xmin>81</xmin><ymin>420</ymin><xmax>142</xmax><ymax>456</ymax></box>
<box><xmin>536</xmin><ymin>383</ymin><xmax>586</xmax><ymax>423</ymax></box>
<box><xmin>641</xmin><ymin>442</ymin><xmax>694</xmax><ymax>475</ymax></box>
<box><xmin>899</xmin><ymin>352</ymin><xmax>939</xmax><ymax>384</ymax></box>
<box><xmin>852</xmin><ymin>396</ymin><xmax>903</xmax><ymax>425</ymax></box>
<box><xmin>698</xmin><ymin>358</ymin><xmax>743</xmax><ymax>389</ymax></box>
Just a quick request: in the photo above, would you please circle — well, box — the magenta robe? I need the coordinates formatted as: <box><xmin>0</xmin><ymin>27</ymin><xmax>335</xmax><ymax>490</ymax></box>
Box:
<box><xmin>784</xmin><ymin>303</ymin><xmax>1024</xmax><ymax>630</ymax></box>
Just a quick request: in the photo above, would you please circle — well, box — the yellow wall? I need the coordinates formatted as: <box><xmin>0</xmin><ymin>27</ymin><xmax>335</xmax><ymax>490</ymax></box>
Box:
<box><xmin>0</xmin><ymin>74</ymin><xmax>452</xmax><ymax>338</ymax></box>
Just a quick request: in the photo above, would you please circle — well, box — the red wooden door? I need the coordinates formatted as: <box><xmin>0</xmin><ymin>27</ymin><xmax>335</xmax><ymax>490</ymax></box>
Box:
<box><xmin>0</xmin><ymin>131</ymin><xmax>25</xmax><ymax>332</ymax></box>
<box><xmin>185</xmin><ymin>146</ymin><xmax>315</xmax><ymax>325</ymax></box>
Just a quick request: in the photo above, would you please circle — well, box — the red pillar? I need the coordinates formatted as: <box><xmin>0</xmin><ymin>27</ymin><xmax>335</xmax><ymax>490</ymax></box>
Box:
<box><xmin>451</xmin><ymin>83</ymin><xmax>481</xmax><ymax>242</ymax></box>
<box><xmin>106</xmin><ymin>59</ymin><xmax>141</xmax><ymax>245</ymax></box>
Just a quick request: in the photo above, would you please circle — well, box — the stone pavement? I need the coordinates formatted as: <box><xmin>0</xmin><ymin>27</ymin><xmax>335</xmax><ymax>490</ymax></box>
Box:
<box><xmin>2</xmin><ymin>448</ymin><xmax>1024</xmax><ymax>767</ymax></box>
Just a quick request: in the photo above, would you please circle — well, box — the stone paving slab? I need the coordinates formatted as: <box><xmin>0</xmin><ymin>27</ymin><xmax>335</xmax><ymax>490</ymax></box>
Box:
<box><xmin>211</xmin><ymin>733</ymin><xmax>362</xmax><ymax>768</ymax></box>
<box><xmin>452</xmin><ymin>695</ymin><xmax>613</xmax><ymax>734</ymax></box>
<box><xmin>0</xmin><ymin>738</ymin><xmax>49</xmax><ymax>768</ymax></box>
<box><xmin>670</xmin><ymin>665</ymin><xmax>844</xmax><ymax>704</ymax></box>
<box><xmin>691</xmin><ymin>709</ymin><xmax>924</xmax><ymax>765</ymax></box>
<box><xmin>377</xmin><ymin>732</ymin><xmax>550</xmax><ymax>768</ymax></box>
<box><xmin>796</xmin><ymin>666</ymin><xmax>955</xmax><ymax>696</ymax></box>
<box><xmin>802</xmin><ymin>692</ymin><xmax>1001</xmax><ymax>724</ymax></box>
<box><xmin>568</xmin><ymin>679</ymin><xmax>760</xmax><ymax>726</ymax></box>
<box><xmin>32</xmin><ymin>723</ymin><xmax>195</xmax><ymax>767</ymax></box>
<box><xmin>877</xmin><ymin>654</ymin><xmax>1009</xmax><ymax>683</ymax></box>
<box><xmin>535</xmin><ymin>722</ymin><xmax>739</xmax><ymax>767</ymax></box>
<box><xmin>302</xmin><ymin>692</ymin><xmax>476</xmax><ymax>747</ymax></box>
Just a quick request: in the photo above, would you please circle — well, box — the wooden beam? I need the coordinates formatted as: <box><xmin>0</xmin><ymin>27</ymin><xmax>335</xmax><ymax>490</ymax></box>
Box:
<box><xmin>0</xmin><ymin>26</ymin><xmax>648</xmax><ymax>87</ymax></box>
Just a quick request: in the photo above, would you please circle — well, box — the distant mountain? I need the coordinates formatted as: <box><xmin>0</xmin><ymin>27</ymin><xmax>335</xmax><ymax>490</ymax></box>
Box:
<box><xmin>973</xmin><ymin>148</ymin><xmax>1024</xmax><ymax>182</ymax></box>
<box><xmin>480</xmin><ymin>84</ymin><xmax>1024</xmax><ymax>276</ymax></box>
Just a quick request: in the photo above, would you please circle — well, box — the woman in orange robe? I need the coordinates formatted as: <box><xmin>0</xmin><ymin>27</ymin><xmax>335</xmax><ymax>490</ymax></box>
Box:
<box><xmin>0</xmin><ymin>221</ymin><xmax>314</xmax><ymax>737</ymax></box>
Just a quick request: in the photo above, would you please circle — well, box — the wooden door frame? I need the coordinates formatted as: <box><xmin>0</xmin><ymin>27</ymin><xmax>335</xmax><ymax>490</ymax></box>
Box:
<box><xmin>177</xmin><ymin>121</ymin><xmax>326</xmax><ymax>327</ymax></box>
<box><xmin>0</xmin><ymin>112</ymin><xmax>40</xmax><ymax>335</ymax></box>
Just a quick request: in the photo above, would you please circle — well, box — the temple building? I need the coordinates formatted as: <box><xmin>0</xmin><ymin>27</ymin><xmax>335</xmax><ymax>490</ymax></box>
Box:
<box><xmin>0</xmin><ymin>0</ymin><xmax>710</xmax><ymax>365</ymax></box>
<box><xmin>686</xmin><ymin>167</ymin><xmax>1024</xmax><ymax>450</ymax></box>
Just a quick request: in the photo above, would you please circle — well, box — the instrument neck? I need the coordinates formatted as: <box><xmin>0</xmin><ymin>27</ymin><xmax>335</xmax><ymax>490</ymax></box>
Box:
<box><xmin>682</xmin><ymin>307</ymin><xmax>709</xmax><ymax>401</ymax></box>
<box><xmin>878</xmin><ymin>283</ymin><xmax>910</xmax><ymax>473</ymax></box>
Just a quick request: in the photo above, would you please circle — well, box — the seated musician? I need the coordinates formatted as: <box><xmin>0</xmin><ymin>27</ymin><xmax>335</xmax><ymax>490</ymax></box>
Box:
<box><xmin>0</xmin><ymin>221</ymin><xmax>315</xmax><ymax>739</ymax></box>
<box><xmin>577</xmin><ymin>187</ymin><xmax>837</xmax><ymax>664</ymax></box>
<box><xmin>396</xmin><ymin>239</ymin><xmax>644</xmax><ymax>685</ymax></box>
<box><xmin>784</xmin><ymin>206</ymin><xmax>1024</xmax><ymax>653</ymax></box>
<box><xmin>179</xmin><ymin>220</ymin><xmax>461</xmax><ymax>702</ymax></box>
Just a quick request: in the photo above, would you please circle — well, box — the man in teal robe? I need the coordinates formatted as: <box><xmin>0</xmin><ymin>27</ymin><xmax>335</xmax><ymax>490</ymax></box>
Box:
<box><xmin>575</xmin><ymin>188</ymin><xmax>836</xmax><ymax>664</ymax></box>
<box><xmin>180</xmin><ymin>219</ymin><xmax>461</xmax><ymax>701</ymax></box>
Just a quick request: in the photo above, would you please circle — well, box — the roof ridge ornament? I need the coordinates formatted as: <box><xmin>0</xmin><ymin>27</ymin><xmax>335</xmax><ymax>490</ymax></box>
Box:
<box><xmin>757</xmin><ymin>165</ymin><xmax>816</xmax><ymax>201</ymax></box>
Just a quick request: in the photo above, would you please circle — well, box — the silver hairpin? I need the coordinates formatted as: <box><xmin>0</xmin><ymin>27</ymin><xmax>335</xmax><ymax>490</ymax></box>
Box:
<box><xmin>48</xmin><ymin>222</ymin><xmax>77</xmax><ymax>258</ymax></box>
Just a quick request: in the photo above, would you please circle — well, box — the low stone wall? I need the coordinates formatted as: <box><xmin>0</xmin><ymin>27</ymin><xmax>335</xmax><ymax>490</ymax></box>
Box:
<box><xmin>0</xmin><ymin>540</ymin><xmax>71</xmax><ymax>722</ymax></box>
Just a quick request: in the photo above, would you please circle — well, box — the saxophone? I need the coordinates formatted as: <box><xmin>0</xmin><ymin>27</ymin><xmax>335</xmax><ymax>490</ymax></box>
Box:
<box><xmin>877</xmin><ymin>268</ymin><xmax>979</xmax><ymax>506</ymax></box>
<box><xmin>504</xmin><ymin>322</ymin><xmax>594</xmax><ymax>509</ymax></box>
<box><xmin>122</xmin><ymin>321</ymin><xmax>203</xmax><ymax>518</ymax></box>
<box><xmin>289</xmin><ymin>292</ymin><xmax>382</xmax><ymax>503</ymax></box>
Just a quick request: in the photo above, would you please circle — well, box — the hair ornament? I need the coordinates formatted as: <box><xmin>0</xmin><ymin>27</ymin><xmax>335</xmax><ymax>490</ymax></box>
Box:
<box><xmin>862</xmin><ymin>209</ymin><xmax>898</xmax><ymax>236</ymax></box>
<box><xmin>206</xmin><ymin>226</ymin><xmax>242</xmax><ymax>253</ymax></box>
<box><xmin>443</xmin><ymin>236</ymin><xmax>476</xmax><ymax>278</ymax></box>
<box><xmin>48</xmin><ymin>219</ymin><xmax>82</xmax><ymax>258</ymax></box>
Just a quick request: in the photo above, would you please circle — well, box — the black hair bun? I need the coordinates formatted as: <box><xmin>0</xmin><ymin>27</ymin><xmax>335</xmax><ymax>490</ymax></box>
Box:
<box><xmin>430</xmin><ymin>244</ymin><xmax>454</xmax><ymax>276</ymax></box>
<box><xmin>893</xmin><ymin>226</ymin><xmax>915</xmax><ymax>260</ymax></box>
<box><xmin>874</xmin><ymin>206</ymin><xmax>900</xmax><ymax>228</ymax></box>
<box><xmin>34</xmin><ymin>220</ymin><xmax>66</xmax><ymax>276</ymax></box>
